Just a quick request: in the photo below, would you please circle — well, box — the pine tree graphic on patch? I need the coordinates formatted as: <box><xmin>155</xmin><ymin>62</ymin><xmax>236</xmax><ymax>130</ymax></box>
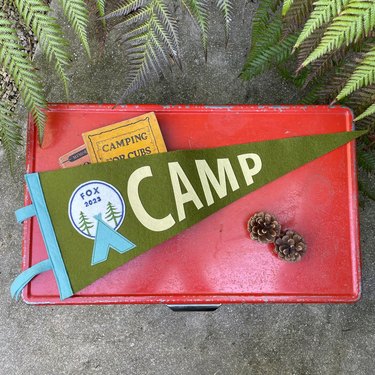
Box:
<box><xmin>105</xmin><ymin>201</ymin><xmax>122</xmax><ymax>226</ymax></box>
<box><xmin>69</xmin><ymin>181</ymin><xmax>126</xmax><ymax>239</ymax></box>
<box><xmin>78</xmin><ymin>211</ymin><xmax>94</xmax><ymax>236</ymax></box>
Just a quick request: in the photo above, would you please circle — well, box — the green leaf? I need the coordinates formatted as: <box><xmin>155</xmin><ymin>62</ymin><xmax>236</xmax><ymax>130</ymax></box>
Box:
<box><xmin>336</xmin><ymin>45</ymin><xmax>375</xmax><ymax>101</ymax></box>
<box><xmin>294</xmin><ymin>0</ymin><xmax>350</xmax><ymax>50</ymax></box>
<box><xmin>302</xmin><ymin>0</ymin><xmax>375</xmax><ymax>68</ymax></box>
<box><xmin>0</xmin><ymin>14</ymin><xmax>46</xmax><ymax>138</ymax></box>
<box><xmin>355</xmin><ymin>102</ymin><xmax>375</xmax><ymax>121</ymax></box>
<box><xmin>58</xmin><ymin>0</ymin><xmax>91</xmax><ymax>58</ymax></box>
<box><xmin>12</xmin><ymin>0</ymin><xmax>71</xmax><ymax>96</ymax></box>
<box><xmin>0</xmin><ymin>101</ymin><xmax>22</xmax><ymax>170</ymax></box>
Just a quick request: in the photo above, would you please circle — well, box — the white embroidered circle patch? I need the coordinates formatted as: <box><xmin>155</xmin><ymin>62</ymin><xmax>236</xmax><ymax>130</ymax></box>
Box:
<box><xmin>68</xmin><ymin>180</ymin><xmax>125</xmax><ymax>239</ymax></box>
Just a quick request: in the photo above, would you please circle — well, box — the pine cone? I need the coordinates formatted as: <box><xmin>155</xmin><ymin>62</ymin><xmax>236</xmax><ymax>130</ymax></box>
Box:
<box><xmin>248</xmin><ymin>212</ymin><xmax>281</xmax><ymax>243</ymax></box>
<box><xmin>274</xmin><ymin>230</ymin><xmax>307</xmax><ymax>262</ymax></box>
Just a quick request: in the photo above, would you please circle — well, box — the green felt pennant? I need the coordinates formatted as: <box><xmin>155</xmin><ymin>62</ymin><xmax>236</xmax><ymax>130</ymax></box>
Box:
<box><xmin>37</xmin><ymin>130</ymin><xmax>364</xmax><ymax>294</ymax></box>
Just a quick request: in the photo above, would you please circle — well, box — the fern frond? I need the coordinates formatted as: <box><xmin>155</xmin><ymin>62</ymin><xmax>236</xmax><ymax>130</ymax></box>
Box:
<box><xmin>181</xmin><ymin>0</ymin><xmax>209</xmax><ymax>56</ymax></box>
<box><xmin>313</xmin><ymin>40</ymin><xmax>375</xmax><ymax>101</ymax></box>
<box><xmin>303</xmin><ymin>44</ymin><xmax>348</xmax><ymax>87</ymax></box>
<box><xmin>247</xmin><ymin>15</ymin><xmax>283</xmax><ymax>64</ymax></box>
<box><xmin>301</xmin><ymin>79</ymin><xmax>324</xmax><ymax>104</ymax></box>
<box><xmin>113</xmin><ymin>6</ymin><xmax>151</xmax><ymax>28</ymax></box>
<box><xmin>0</xmin><ymin>101</ymin><xmax>22</xmax><ymax>170</ymax></box>
<box><xmin>241</xmin><ymin>0</ymin><xmax>283</xmax><ymax>70</ymax></box>
<box><xmin>251</xmin><ymin>0</ymin><xmax>282</xmax><ymax>42</ymax></box>
<box><xmin>358</xmin><ymin>178</ymin><xmax>375</xmax><ymax>200</ymax></box>
<box><xmin>356</xmin><ymin>114</ymin><xmax>375</xmax><ymax>130</ymax></box>
<box><xmin>110</xmin><ymin>0</ymin><xmax>180</xmax><ymax>99</ymax></box>
<box><xmin>297</xmin><ymin>26</ymin><xmax>325</xmax><ymax>65</ymax></box>
<box><xmin>0</xmin><ymin>14</ymin><xmax>46</xmax><ymax>136</ymax></box>
<box><xmin>12</xmin><ymin>0</ymin><xmax>71</xmax><ymax>96</ymax></box>
<box><xmin>294</xmin><ymin>0</ymin><xmax>350</xmax><ymax>50</ymax></box>
<box><xmin>358</xmin><ymin>149</ymin><xmax>375</xmax><ymax>172</ymax></box>
<box><xmin>346</xmin><ymin>84</ymin><xmax>375</xmax><ymax>110</ymax></box>
<box><xmin>277</xmin><ymin>63</ymin><xmax>308</xmax><ymax>87</ymax></box>
<box><xmin>97</xmin><ymin>0</ymin><xmax>106</xmax><ymax>19</ymax></box>
<box><xmin>153</xmin><ymin>0</ymin><xmax>181</xmax><ymax>65</ymax></box>
<box><xmin>105</xmin><ymin>0</ymin><xmax>148</xmax><ymax>21</ymax></box>
<box><xmin>241</xmin><ymin>33</ymin><xmax>298</xmax><ymax>80</ymax></box>
<box><xmin>283</xmin><ymin>0</ymin><xmax>314</xmax><ymax>33</ymax></box>
<box><xmin>318</xmin><ymin>71</ymin><xmax>353</xmax><ymax>102</ymax></box>
<box><xmin>58</xmin><ymin>0</ymin><xmax>91</xmax><ymax>57</ymax></box>
<box><xmin>336</xmin><ymin>45</ymin><xmax>375</xmax><ymax>101</ymax></box>
<box><xmin>242</xmin><ymin>2</ymin><xmax>283</xmax><ymax>78</ymax></box>
<box><xmin>355</xmin><ymin>102</ymin><xmax>375</xmax><ymax>121</ymax></box>
<box><xmin>282</xmin><ymin>0</ymin><xmax>294</xmax><ymax>16</ymax></box>
<box><xmin>216</xmin><ymin>0</ymin><xmax>232</xmax><ymax>45</ymax></box>
<box><xmin>356</xmin><ymin>113</ymin><xmax>375</xmax><ymax>130</ymax></box>
<box><xmin>302</xmin><ymin>1</ymin><xmax>375</xmax><ymax>68</ymax></box>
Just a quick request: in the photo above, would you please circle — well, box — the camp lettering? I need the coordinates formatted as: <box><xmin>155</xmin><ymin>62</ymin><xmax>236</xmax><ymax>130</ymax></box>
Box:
<box><xmin>127</xmin><ymin>153</ymin><xmax>262</xmax><ymax>232</ymax></box>
<box><xmin>102</xmin><ymin>132</ymin><xmax>148</xmax><ymax>152</ymax></box>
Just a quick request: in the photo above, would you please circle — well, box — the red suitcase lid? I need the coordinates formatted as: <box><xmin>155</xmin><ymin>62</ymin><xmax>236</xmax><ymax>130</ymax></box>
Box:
<box><xmin>21</xmin><ymin>104</ymin><xmax>360</xmax><ymax>304</ymax></box>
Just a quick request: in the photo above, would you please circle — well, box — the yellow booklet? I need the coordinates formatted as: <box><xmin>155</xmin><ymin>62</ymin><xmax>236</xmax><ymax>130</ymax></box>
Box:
<box><xmin>82</xmin><ymin>112</ymin><xmax>167</xmax><ymax>163</ymax></box>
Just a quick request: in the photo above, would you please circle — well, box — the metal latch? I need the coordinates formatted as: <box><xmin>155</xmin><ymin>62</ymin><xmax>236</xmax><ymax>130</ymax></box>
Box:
<box><xmin>166</xmin><ymin>304</ymin><xmax>221</xmax><ymax>312</ymax></box>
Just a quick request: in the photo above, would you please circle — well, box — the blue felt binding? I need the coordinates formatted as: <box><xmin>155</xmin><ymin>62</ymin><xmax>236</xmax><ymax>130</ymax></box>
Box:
<box><xmin>15</xmin><ymin>204</ymin><xmax>36</xmax><ymax>223</ymax></box>
<box><xmin>23</xmin><ymin>173</ymin><xmax>73</xmax><ymax>300</ymax></box>
<box><xmin>10</xmin><ymin>259</ymin><xmax>52</xmax><ymax>300</ymax></box>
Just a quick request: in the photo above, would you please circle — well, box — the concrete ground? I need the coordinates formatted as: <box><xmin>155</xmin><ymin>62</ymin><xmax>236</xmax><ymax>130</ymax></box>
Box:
<box><xmin>1</xmin><ymin>2</ymin><xmax>375</xmax><ymax>374</ymax></box>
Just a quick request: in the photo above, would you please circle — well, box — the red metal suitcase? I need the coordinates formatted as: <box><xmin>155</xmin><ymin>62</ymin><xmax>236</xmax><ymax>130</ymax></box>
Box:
<box><xmin>21</xmin><ymin>104</ymin><xmax>360</xmax><ymax>305</ymax></box>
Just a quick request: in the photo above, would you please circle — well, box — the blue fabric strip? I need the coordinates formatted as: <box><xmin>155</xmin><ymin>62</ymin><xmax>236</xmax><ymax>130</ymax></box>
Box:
<box><xmin>11</xmin><ymin>259</ymin><xmax>52</xmax><ymax>300</ymax></box>
<box><xmin>15</xmin><ymin>204</ymin><xmax>36</xmax><ymax>223</ymax></box>
<box><xmin>25</xmin><ymin>173</ymin><xmax>73</xmax><ymax>300</ymax></box>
